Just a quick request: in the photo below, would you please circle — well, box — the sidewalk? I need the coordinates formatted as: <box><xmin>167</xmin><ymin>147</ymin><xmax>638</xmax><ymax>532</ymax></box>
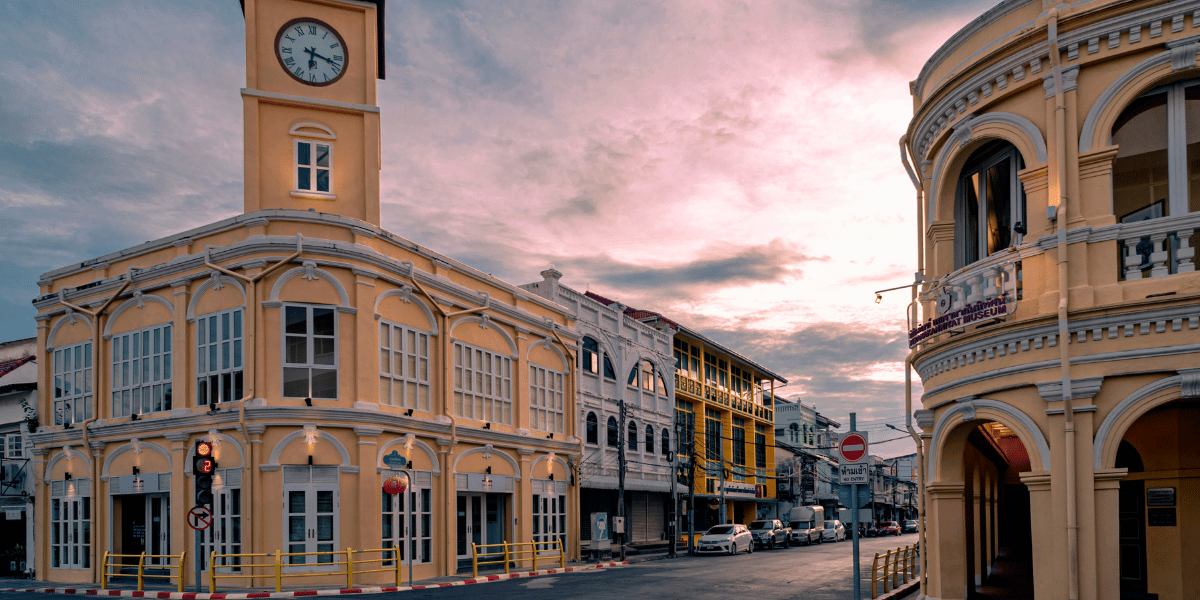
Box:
<box><xmin>0</xmin><ymin>561</ymin><xmax>628</xmax><ymax>599</ymax></box>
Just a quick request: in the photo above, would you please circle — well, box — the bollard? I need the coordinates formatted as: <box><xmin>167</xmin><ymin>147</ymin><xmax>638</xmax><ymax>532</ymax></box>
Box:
<box><xmin>101</xmin><ymin>551</ymin><xmax>109</xmax><ymax>590</ymax></box>
<box><xmin>346</xmin><ymin>547</ymin><xmax>354</xmax><ymax>589</ymax></box>
<box><xmin>274</xmin><ymin>550</ymin><xmax>282</xmax><ymax>592</ymax></box>
<box><xmin>209</xmin><ymin>551</ymin><xmax>217</xmax><ymax>593</ymax></box>
<box><xmin>394</xmin><ymin>544</ymin><xmax>402</xmax><ymax>587</ymax></box>
<box><xmin>137</xmin><ymin>552</ymin><xmax>147</xmax><ymax>591</ymax></box>
<box><xmin>558</xmin><ymin>539</ymin><xmax>565</xmax><ymax>569</ymax></box>
<box><xmin>178</xmin><ymin>550</ymin><xmax>187</xmax><ymax>593</ymax></box>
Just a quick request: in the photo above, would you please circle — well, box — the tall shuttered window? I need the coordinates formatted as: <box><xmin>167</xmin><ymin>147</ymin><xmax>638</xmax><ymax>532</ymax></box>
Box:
<box><xmin>53</xmin><ymin>341</ymin><xmax>92</xmax><ymax>426</ymax></box>
<box><xmin>379</xmin><ymin>321</ymin><xmax>431</xmax><ymax>411</ymax></box>
<box><xmin>111</xmin><ymin>323</ymin><xmax>173</xmax><ymax>418</ymax></box>
<box><xmin>283</xmin><ymin>305</ymin><xmax>337</xmax><ymax>400</ymax></box>
<box><xmin>529</xmin><ymin>365</ymin><xmax>564</xmax><ymax>434</ymax></box>
<box><xmin>197</xmin><ymin>309</ymin><xmax>243</xmax><ymax>406</ymax></box>
<box><xmin>453</xmin><ymin>342</ymin><xmax>512</xmax><ymax>425</ymax></box>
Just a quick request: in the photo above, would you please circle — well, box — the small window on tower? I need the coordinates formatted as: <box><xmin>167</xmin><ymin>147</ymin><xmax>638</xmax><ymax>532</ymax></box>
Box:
<box><xmin>294</xmin><ymin>139</ymin><xmax>333</xmax><ymax>196</ymax></box>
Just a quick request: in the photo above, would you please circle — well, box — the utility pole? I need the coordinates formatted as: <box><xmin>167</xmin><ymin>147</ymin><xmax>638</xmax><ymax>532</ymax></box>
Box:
<box><xmin>669</xmin><ymin>419</ymin><xmax>679</xmax><ymax>558</ymax></box>
<box><xmin>617</xmin><ymin>398</ymin><xmax>627</xmax><ymax>562</ymax></box>
<box><xmin>686</xmin><ymin>418</ymin><xmax>696</xmax><ymax>555</ymax></box>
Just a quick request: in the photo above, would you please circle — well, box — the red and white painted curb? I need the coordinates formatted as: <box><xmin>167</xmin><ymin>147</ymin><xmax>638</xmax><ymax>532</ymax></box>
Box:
<box><xmin>2</xmin><ymin>562</ymin><xmax>628</xmax><ymax>599</ymax></box>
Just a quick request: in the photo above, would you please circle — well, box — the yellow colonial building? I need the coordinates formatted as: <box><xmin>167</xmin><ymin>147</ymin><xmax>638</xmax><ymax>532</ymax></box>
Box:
<box><xmin>905</xmin><ymin>0</ymin><xmax>1200</xmax><ymax>598</ymax></box>
<box><xmin>31</xmin><ymin>0</ymin><xmax>580</xmax><ymax>587</ymax></box>
<box><xmin>670</xmin><ymin>325</ymin><xmax>783</xmax><ymax>533</ymax></box>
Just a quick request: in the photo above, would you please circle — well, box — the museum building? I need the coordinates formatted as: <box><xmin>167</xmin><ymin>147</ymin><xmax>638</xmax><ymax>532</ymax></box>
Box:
<box><xmin>904</xmin><ymin>0</ymin><xmax>1200</xmax><ymax>598</ymax></box>
<box><xmin>30</xmin><ymin>0</ymin><xmax>581</xmax><ymax>587</ymax></box>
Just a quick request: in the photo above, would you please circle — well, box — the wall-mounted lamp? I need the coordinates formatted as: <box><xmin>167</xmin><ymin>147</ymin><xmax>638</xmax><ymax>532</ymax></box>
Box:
<box><xmin>304</xmin><ymin>397</ymin><xmax>313</xmax><ymax>407</ymax></box>
<box><xmin>485</xmin><ymin>466</ymin><xmax>492</xmax><ymax>475</ymax></box>
<box><xmin>546</xmin><ymin>433</ymin><xmax>554</xmax><ymax>439</ymax></box>
<box><xmin>875</xmin><ymin>294</ymin><xmax>882</xmax><ymax>304</ymax></box>
<box><xmin>403</xmin><ymin>409</ymin><xmax>414</xmax><ymax>417</ymax></box>
<box><xmin>64</xmin><ymin>472</ymin><xmax>72</xmax><ymax>480</ymax></box>
<box><xmin>132</xmin><ymin>466</ymin><xmax>139</xmax><ymax>476</ymax></box>
<box><xmin>483</xmin><ymin>423</ymin><xmax>491</xmax><ymax>430</ymax></box>
<box><xmin>549</xmin><ymin>473</ymin><xmax>554</xmax><ymax>481</ymax></box>
<box><xmin>308</xmin><ymin>455</ymin><xmax>313</xmax><ymax>466</ymax></box>
<box><xmin>130</xmin><ymin>412</ymin><xmax>139</xmax><ymax>421</ymax></box>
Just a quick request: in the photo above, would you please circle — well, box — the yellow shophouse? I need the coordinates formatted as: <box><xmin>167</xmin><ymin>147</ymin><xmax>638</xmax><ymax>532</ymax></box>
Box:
<box><xmin>31</xmin><ymin>0</ymin><xmax>580</xmax><ymax>588</ymax></box>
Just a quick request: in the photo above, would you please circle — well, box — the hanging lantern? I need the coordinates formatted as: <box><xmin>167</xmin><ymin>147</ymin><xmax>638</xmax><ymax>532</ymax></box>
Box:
<box><xmin>382</xmin><ymin>475</ymin><xmax>408</xmax><ymax>495</ymax></box>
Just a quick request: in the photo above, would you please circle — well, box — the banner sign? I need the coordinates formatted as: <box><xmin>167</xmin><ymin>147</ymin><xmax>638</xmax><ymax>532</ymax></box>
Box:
<box><xmin>909</xmin><ymin>296</ymin><xmax>1009</xmax><ymax>347</ymax></box>
<box><xmin>717</xmin><ymin>480</ymin><xmax>759</xmax><ymax>498</ymax></box>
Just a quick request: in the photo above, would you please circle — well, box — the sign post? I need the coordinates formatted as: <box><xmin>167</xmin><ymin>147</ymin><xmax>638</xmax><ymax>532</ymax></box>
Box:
<box><xmin>840</xmin><ymin>416</ymin><xmax>869</xmax><ymax>600</ymax></box>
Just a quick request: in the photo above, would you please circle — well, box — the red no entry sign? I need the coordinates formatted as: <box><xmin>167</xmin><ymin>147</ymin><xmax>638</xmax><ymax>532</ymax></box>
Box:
<box><xmin>839</xmin><ymin>432</ymin><xmax>868</xmax><ymax>464</ymax></box>
<box><xmin>188</xmin><ymin>506</ymin><xmax>213</xmax><ymax>531</ymax></box>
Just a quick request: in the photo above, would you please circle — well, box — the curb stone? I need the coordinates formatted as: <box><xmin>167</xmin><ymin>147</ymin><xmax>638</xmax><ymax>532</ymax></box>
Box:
<box><xmin>1</xmin><ymin>562</ymin><xmax>628</xmax><ymax>599</ymax></box>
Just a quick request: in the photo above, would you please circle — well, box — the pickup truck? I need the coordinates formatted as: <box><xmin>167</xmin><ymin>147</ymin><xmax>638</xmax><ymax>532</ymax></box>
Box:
<box><xmin>789</xmin><ymin>505</ymin><xmax>826</xmax><ymax>546</ymax></box>
<box><xmin>749</xmin><ymin>519</ymin><xmax>791</xmax><ymax>549</ymax></box>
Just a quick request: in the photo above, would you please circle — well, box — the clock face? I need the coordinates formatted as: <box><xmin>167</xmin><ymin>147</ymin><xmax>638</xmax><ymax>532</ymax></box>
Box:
<box><xmin>275</xmin><ymin>18</ymin><xmax>348</xmax><ymax>86</ymax></box>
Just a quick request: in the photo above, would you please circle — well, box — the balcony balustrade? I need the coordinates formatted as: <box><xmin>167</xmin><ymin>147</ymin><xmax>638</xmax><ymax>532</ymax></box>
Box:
<box><xmin>673</xmin><ymin>374</ymin><xmax>773</xmax><ymax>421</ymax></box>
<box><xmin>1115</xmin><ymin>213</ymin><xmax>1199</xmax><ymax>280</ymax></box>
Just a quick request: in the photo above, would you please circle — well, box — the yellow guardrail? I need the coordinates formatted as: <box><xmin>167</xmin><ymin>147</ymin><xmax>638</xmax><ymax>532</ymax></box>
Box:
<box><xmin>100</xmin><ymin>550</ymin><xmax>187</xmax><ymax>592</ymax></box>
<box><xmin>208</xmin><ymin>546</ymin><xmax>403</xmax><ymax>593</ymax></box>
<box><xmin>471</xmin><ymin>540</ymin><xmax>565</xmax><ymax>578</ymax></box>
<box><xmin>870</xmin><ymin>544</ymin><xmax>919</xmax><ymax>598</ymax></box>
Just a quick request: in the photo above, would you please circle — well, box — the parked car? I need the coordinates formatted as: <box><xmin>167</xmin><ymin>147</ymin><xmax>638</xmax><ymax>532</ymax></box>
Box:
<box><xmin>822</xmin><ymin>520</ymin><xmax>846</xmax><ymax>542</ymax></box>
<box><xmin>879</xmin><ymin>521</ymin><xmax>901</xmax><ymax>536</ymax></box>
<box><xmin>749</xmin><ymin>519</ymin><xmax>791</xmax><ymax>549</ymax></box>
<box><xmin>697</xmin><ymin>524</ymin><xmax>754</xmax><ymax>555</ymax></box>
<box><xmin>902</xmin><ymin>520</ymin><xmax>918</xmax><ymax>534</ymax></box>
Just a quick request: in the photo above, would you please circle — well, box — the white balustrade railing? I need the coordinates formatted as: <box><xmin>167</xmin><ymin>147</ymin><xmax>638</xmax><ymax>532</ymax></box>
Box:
<box><xmin>922</xmin><ymin>252</ymin><xmax>1021</xmax><ymax>316</ymax></box>
<box><xmin>1116</xmin><ymin>213</ymin><xmax>1198</xmax><ymax>280</ymax></box>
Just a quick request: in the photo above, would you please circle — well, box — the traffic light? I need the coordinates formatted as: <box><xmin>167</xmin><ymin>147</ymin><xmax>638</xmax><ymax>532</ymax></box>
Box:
<box><xmin>193</xmin><ymin>440</ymin><xmax>217</xmax><ymax>507</ymax></box>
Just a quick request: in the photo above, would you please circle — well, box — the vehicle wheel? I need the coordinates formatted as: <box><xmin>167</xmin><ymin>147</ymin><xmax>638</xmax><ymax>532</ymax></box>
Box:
<box><xmin>783</xmin><ymin>537</ymin><xmax>790</xmax><ymax>548</ymax></box>
<box><xmin>818</xmin><ymin>535</ymin><xmax>823</xmax><ymax>544</ymax></box>
<box><xmin>730</xmin><ymin>543</ymin><xmax>737</xmax><ymax>556</ymax></box>
<box><xmin>768</xmin><ymin>538</ymin><xmax>775</xmax><ymax>550</ymax></box>
<box><xmin>747</xmin><ymin>542</ymin><xmax>753</xmax><ymax>554</ymax></box>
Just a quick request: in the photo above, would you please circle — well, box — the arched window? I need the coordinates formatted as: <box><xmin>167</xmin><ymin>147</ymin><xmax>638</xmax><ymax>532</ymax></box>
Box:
<box><xmin>603</xmin><ymin>355</ymin><xmax>616</xmax><ymax>380</ymax></box>
<box><xmin>1112</xmin><ymin>81</ymin><xmax>1200</xmax><ymax>220</ymax></box>
<box><xmin>581</xmin><ymin>337</ymin><xmax>599</xmax><ymax>374</ymax></box>
<box><xmin>607</xmin><ymin>416</ymin><xmax>618</xmax><ymax>446</ymax></box>
<box><xmin>645</xmin><ymin>425</ymin><xmax>655</xmax><ymax>454</ymax></box>
<box><xmin>628</xmin><ymin>421</ymin><xmax>638</xmax><ymax>451</ymax></box>
<box><xmin>586</xmin><ymin>412</ymin><xmax>598</xmax><ymax>445</ymax></box>
<box><xmin>789</xmin><ymin>423</ymin><xmax>799</xmax><ymax>443</ymax></box>
<box><xmin>661</xmin><ymin>428</ymin><xmax>670</xmax><ymax>456</ymax></box>
<box><xmin>627</xmin><ymin>366</ymin><xmax>638</xmax><ymax>387</ymax></box>
<box><xmin>657</xmin><ymin>374</ymin><xmax>667</xmax><ymax>396</ymax></box>
<box><xmin>640</xmin><ymin>360</ymin><xmax>654</xmax><ymax>391</ymax></box>
<box><xmin>955</xmin><ymin>140</ymin><xmax>1026</xmax><ymax>269</ymax></box>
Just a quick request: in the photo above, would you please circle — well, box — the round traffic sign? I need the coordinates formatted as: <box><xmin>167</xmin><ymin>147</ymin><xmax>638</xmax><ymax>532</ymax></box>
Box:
<box><xmin>839</xmin><ymin>433</ymin><xmax>868</xmax><ymax>463</ymax></box>
<box><xmin>188</xmin><ymin>506</ymin><xmax>213</xmax><ymax>531</ymax></box>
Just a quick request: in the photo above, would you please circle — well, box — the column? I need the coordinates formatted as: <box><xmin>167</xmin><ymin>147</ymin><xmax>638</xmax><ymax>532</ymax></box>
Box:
<box><xmin>438</xmin><ymin>436</ymin><xmax>453</xmax><ymax>577</ymax></box>
<box><xmin>164</xmin><ymin>432</ymin><xmax>191</xmax><ymax>586</ymax></box>
<box><xmin>351</xmin><ymin>270</ymin><xmax>378</xmax><ymax>411</ymax></box>
<box><xmin>245</xmin><ymin>424</ymin><xmax>266</xmax><ymax>587</ymax></box>
<box><xmin>1093</xmin><ymin>468</ymin><xmax>1128</xmax><ymax>600</ymax></box>
<box><xmin>1020</xmin><ymin>471</ymin><xmax>1054</xmax><ymax>600</ymax></box>
<box><xmin>517</xmin><ymin>447</ymin><xmax>534</xmax><ymax>557</ymax></box>
<box><xmin>926</xmin><ymin>481</ymin><xmax>967</xmax><ymax>600</ymax></box>
<box><xmin>354</xmin><ymin>427</ymin><xmax>383</xmax><ymax>557</ymax></box>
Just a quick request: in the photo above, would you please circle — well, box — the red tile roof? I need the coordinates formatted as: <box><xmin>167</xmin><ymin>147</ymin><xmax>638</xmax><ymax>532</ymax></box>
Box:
<box><xmin>0</xmin><ymin>356</ymin><xmax>34</xmax><ymax>380</ymax></box>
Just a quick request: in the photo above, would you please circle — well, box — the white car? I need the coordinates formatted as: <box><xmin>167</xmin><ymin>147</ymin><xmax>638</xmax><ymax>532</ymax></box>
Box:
<box><xmin>696</xmin><ymin>524</ymin><xmax>754</xmax><ymax>555</ymax></box>
<box><xmin>822</xmin><ymin>519</ymin><xmax>846</xmax><ymax>542</ymax></box>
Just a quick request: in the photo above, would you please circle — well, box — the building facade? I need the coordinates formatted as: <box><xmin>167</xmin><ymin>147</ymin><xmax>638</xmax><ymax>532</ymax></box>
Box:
<box><xmin>671</xmin><ymin>326</ymin><xmax>785</xmax><ymax>534</ymax></box>
<box><xmin>0</xmin><ymin>338</ymin><xmax>36</xmax><ymax>577</ymax></box>
<box><xmin>773</xmin><ymin>399</ymin><xmax>841</xmax><ymax>520</ymax></box>
<box><xmin>521</xmin><ymin>271</ymin><xmax>679</xmax><ymax>552</ymax></box>
<box><xmin>905</xmin><ymin>1</ymin><xmax>1200</xmax><ymax>598</ymax></box>
<box><xmin>30</xmin><ymin>0</ymin><xmax>580</xmax><ymax>587</ymax></box>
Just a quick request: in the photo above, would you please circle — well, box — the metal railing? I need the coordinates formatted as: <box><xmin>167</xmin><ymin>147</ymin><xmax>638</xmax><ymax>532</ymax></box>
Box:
<box><xmin>870</xmin><ymin>544</ymin><xmax>919</xmax><ymax>598</ymax></box>
<box><xmin>471</xmin><ymin>540</ymin><xmax>565</xmax><ymax>578</ymax></box>
<box><xmin>208</xmin><ymin>546</ymin><xmax>404</xmax><ymax>593</ymax></box>
<box><xmin>100</xmin><ymin>550</ymin><xmax>187</xmax><ymax>592</ymax></box>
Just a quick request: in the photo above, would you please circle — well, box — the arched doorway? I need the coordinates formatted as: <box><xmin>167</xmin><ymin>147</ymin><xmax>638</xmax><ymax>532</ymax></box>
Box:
<box><xmin>1111</xmin><ymin>397</ymin><xmax>1199</xmax><ymax>600</ymax></box>
<box><xmin>929</xmin><ymin>417</ymin><xmax>1037</xmax><ymax>600</ymax></box>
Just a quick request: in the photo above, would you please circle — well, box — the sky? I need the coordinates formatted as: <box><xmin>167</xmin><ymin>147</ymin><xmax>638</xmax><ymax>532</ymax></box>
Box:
<box><xmin>0</xmin><ymin>0</ymin><xmax>1003</xmax><ymax>457</ymax></box>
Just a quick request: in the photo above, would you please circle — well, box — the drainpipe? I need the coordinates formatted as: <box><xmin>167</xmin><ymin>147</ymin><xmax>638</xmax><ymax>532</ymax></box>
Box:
<box><xmin>1047</xmin><ymin>8</ymin><xmax>1080</xmax><ymax>600</ymax></box>
<box><xmin>205</xmin><ymin>233</ymin><xmax>303</xmax><ymax>584</ymax></box>
<box><xmin>900</xmin><ymin>135</ymin><xmax>929</xmax><ymax>596</ymax></box>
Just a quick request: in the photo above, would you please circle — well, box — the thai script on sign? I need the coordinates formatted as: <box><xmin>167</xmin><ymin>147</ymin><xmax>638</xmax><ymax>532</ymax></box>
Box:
<box><xmin>908</xmin><ymin>296</ymin><xmax>1008</xmax><ymax>347</ymax></box>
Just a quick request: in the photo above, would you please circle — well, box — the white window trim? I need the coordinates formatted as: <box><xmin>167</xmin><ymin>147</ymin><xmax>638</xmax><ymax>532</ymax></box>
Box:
<box><xmin>53</xmin><ymin>341</ymin><xmax>92</xmax><ymax>427</ymax></box>
<box><xmin>380</xmin><ymin>470</ymin><xmax>433</xmax><ymax>566</ymax></box>
<box><xmin>281</xmin><ymin>466</ymin><xmax>340</xmax><ymax>572</ymax></box>
<box><xmin>378</xmin><ymin>320</ymin><xmax>431</xmax><ymax>411</ymax></box>
<box><xmin>282</xmin><ymin>304</ymin><xmax>339</xmax><ymax>400</ymax></box>
<box><xmin>532</xmin><ymin>480</ymin><xmax>568</xmax><ymax>551</ymax></box>
<box><xmin>954</xmin><ymin>143</ymin><xmax>1025</xmax><ymax>269</ymax></box>
<box><xmin>292</xmin><ymin>138</ymin><xmax>336</xmax><ymax>200</ymax></box>
<box><xmin>196</xmin><ymin>308</ymin><xmax>244</xmax><ymax>407</ymax></box>
<box><xmin>452</xmin><ymin>341</ymin><xmax>513</xmax><ymax>425</ymax></box>
<box><xmin>111</xmin><ymin>323</ymin><xmax>174</xmax><ymax>419</ymax></box>
<box><xmin>528</xmin><ymin>364</ymin><xmax>564</xmax><ymax>434</ymax></box>
<box><xmin>50</xmin><ymin>480</ymin><xmax>91</xmax><ymax>569</ymax></box>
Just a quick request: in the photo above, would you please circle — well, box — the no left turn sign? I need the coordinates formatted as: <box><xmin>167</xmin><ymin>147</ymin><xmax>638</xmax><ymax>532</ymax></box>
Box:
<box><xmin>188</xmin><ymin>506</ymin><xmax>213</xmax><ymax>531</ymax></box>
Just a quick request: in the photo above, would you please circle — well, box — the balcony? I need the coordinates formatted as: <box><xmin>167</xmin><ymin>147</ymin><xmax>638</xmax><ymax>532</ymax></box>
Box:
<box><xmin>674</xmin><ymin>374</ymin><xmax>774</xmax><ymax>421</ymax></box>
<box><xmin>1112</xmin><ymin>213</ymin><xmax>1199</xmax><ymax>280</ymax></box>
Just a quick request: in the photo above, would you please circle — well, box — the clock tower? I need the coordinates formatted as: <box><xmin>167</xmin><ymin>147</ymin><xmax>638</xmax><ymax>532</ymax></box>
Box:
<box><xmin>241</xmin><ymin>0</ymin><xmax>384</xmax><ymax>225</ymax></box>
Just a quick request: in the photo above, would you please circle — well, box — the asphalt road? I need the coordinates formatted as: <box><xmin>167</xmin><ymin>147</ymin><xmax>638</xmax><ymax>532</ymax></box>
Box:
<box><xmin>0</xmin><ymin>533</ymin><xmax>920</xmax><ymax>600</ymax></box>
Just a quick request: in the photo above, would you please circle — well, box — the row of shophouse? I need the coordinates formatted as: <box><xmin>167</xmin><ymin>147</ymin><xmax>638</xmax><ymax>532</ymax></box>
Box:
<box><xmin>12</xmin><ymin>0</ymin><xmax>799</xmax><ymax>586</ymax></box>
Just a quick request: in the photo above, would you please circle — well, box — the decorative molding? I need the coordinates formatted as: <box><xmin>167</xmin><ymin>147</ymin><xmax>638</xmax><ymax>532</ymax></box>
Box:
<box><xmin>377</xmin><ymin>435</ymin><xmax>441</xmax><ymax>473</ymax></box>
<box><xmin>268</xmin><ymin>263</ymin><xmax>351</xmax><ymax>309</ymax></box>
<box><xmin>43</xmin><ymin>446</ymin><xmax>92</xmax><ymax>483</ymax></box>
<box><xmin>450</xmin><ymin>315</ymin><xmax>518</xmax><ymax>356</ymax></box>
<box><xmin>101</xmin><ymin>439</ymin><xmax>172</xmax><ymax>479</ymax></box>
<box><xmin>373</xmin><ymin>287</ymin><xmax>438</xmax><ymax>334</ymax></box>
<box><xmin>1079</xmin><ymin>49</ymin><xmax>1171</xmax><ymax>153</ymax></box>
<box><xmin>928</xmin><ymin>398</ymin><xmax>1051</xmax><ymax>477</ymax></box>
<box><xmin>1179</xmin><ymin>367</ymin><xmax>1200</xmax><ymax>398</ymax></box>
<box><xmin>46</xmin><ymin>311</ymin><xmax>94</xmax><ymax>351</ymax></box>
<box><xmin>1093</xmin><ymin>376</ymin><xmax>1182</xmax><ymax>468</ymax></box>
<box><xmin>452</xmin><ymin>445</ymin><xmax>522</xmax><ymax>480</ymax></box>
<box><xmin>242</xmin><ymin>88</ymin><xmax>380</xmax><ymax>114</ymax></box>
<box><xmin>186</xmin><ymin>274</ymin><xmax>247</xmax><ymax>322</ymax></box>
<box><xmin>1168</xmin><ymin>36</ymin><xmax>1200</xmax><ymax>71</ymax></box>
<box><xmin>1035</xmin><ymin>377</ymin><xmax>1104</xmax><ymax>402</ymax></box>
<box><xmin>266</xmin><ymin>427</ymin><xmax>352</xmax><ymax>468</ymax></box>
<box><xmin>288</xmin><ymin>122</ymin><xmax>336</xmax><ymax>140</ymax></box>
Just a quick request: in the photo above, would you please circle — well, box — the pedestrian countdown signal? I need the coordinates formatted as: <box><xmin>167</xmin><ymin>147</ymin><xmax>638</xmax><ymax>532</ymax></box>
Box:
<box><xmin>193</xmin><ymin>440</ymin><xmax>217</xmax><ymax>507</ymax></box>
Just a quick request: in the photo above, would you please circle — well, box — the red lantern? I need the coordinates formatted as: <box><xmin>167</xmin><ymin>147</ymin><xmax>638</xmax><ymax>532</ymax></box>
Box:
<box><xmin>382</xmin><ymin>475</ymin><xmax>408</xmax><ymax>495</ymax></box>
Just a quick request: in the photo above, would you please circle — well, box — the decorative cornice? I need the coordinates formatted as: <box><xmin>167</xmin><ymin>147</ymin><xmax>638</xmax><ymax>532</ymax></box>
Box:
<box><xmin>1179</xmin><ymin>367</ymin><xmax>1200</xmax><ymax>398</ymax></box>
<box><xmin>1035</xmin><ymin>376</ymin><xmax>1104</xmax><ymax>402</ymax></box>
<box><xmin>164</xmin><ymin>431</ymin><xmax>191</xmax><ymax>442</ymax></box>
<box><xmin>354</xmin><ymin>426</ymin><xmax>384</xmax><ymax>438</ymax></box>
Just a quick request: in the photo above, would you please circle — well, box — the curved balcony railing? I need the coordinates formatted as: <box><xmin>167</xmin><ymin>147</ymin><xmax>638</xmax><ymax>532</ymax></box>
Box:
<box><xmin>1109</xmin><ymin>212</ymin><xmax>1199</xmax><ymax>280</ymax></box>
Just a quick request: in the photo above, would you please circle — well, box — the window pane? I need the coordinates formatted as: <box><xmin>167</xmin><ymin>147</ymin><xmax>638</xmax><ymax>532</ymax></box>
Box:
<box><xmin>297</xmin><ymin>141</ymin><xmax>311</xmax><ymax>165</ymax></box>
<box><xmin>311</xmin><ymin>369</ymin><xmax>337</xmax><ymax>399</ymax></box>
<box><xmin>286</xmin><ymin>336</ymin><xmax>307</xmax><ymax>365</ymax></box>
<box><xmin>1113</xmin><ymin>92</ymin><xmax>1169</xmax><ymax>220</ymax></box>
<box><xmin>985</xmin><ymin>159</ymin><xmax>1012</xmax><ymax>255</ymax></box>
<box><xmin>283</xmin><ymin>368</ymin><xmax>309</xmax><ymax>398</ymax></box>
<box><xmin>285</xmin><ymin>307</ymin><xmax>308</xmax><ymax>335</ymax></box>
<box><xmin>316</xmin><ymin>169</ymin><xmax>329</xmax><ymax>193</ymax></box>
<box><xmin>313</xmin><ymin>338</ymin><xmax>335</xmax><ymax>365</ymax></box>
<box><xmin>1187</xmin><ymin>85</ymin><xmax>1200</xmax><ymax>213</ymax></box>
<box><xmin>312</xmin><ymin>309</ymin><xmax>335</xmax><ymax>336</ymax></box>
